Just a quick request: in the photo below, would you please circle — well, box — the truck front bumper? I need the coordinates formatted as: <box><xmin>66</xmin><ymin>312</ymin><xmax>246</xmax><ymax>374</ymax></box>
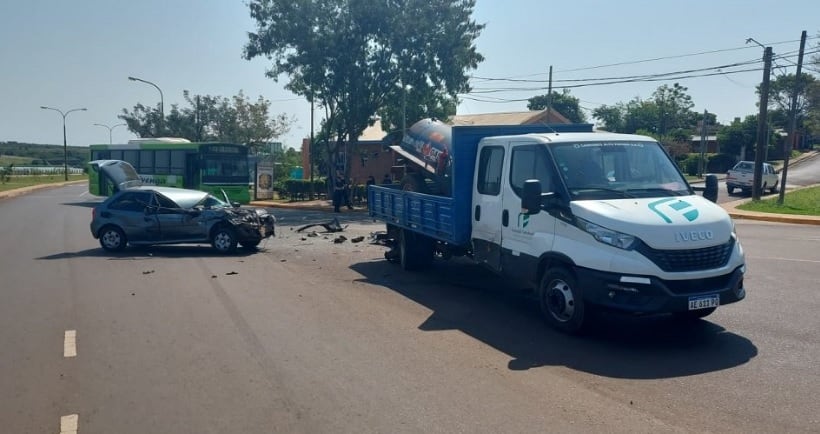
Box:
<box><xmin>573</xmin><ymin>265</ymin><xmax>745</xmax><ymax>314</ymax></box>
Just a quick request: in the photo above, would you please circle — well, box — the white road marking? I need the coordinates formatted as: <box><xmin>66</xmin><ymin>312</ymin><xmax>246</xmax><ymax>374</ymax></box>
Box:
<box><xmin>60</xmin><ymin>413</ymin><xmax>78</xmax><ymax>434</ymax></box>
<box><xmin>64</xmin><ymin>330</ymin><xmax>76</xmax><ymax>358</ymax></box>
<box><xmin>748</xmin><ymin>256</ymin><xmax>820</xmax><ymax>264</ymax></box>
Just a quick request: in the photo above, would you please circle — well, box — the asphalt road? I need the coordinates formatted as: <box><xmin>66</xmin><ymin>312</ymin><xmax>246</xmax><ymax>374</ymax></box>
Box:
<box><xmin>696</xmin><ymin>152</ymin><xmax>820</xmax><ymax>204</ymax></box>
<box><xmin>1</xmin><ymin>185</ymin><xmax>819</xmax><ymax>433</ymax></box>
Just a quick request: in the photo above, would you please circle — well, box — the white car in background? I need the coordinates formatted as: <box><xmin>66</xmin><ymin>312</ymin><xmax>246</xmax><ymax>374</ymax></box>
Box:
<box><xmin>726</xmin><ymin>161</ymin><xmax>778</xmax><ymax>195</ymax></box>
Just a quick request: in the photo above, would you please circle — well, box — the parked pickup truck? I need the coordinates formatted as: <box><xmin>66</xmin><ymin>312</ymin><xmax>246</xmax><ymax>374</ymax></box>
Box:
<box><xmin>726</xmin><ymin>161</ymin><xmax>779</xmax><ymax>195</ymax></box>
<box><xmin>368</xmin><ymin>119</ymin><xmax>745</xmax><ymax>333</ymax></box>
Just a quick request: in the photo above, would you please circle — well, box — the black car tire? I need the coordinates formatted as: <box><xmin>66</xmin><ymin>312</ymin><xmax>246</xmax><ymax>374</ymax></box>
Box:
<box><xmin>539</xmin><ymin>267</ymin><xmax>587</xmax><ymax>334</ymax></box>
<box><xmin>99</xmin><ymin>225</ymin><xmax>127</xmax><ymax>252</ymax></box>
<box><xmin>211</xmin><ymin>226</ymin><xmax>238</xmax><ymax>254</ymax></box>
<box><xmin>726</xmin><ymin>185</ymin><xmax>734</xmax><ymax>195</ymax></box>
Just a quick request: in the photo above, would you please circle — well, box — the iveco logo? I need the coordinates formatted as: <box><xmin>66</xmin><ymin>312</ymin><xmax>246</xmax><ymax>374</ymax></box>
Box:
<box><xmin>675</xmin><ymin>230</ymin><xmax>714</xmax><ymax>242</ymax></box>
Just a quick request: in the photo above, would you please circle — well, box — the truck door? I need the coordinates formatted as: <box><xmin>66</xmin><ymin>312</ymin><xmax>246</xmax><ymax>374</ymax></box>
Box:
<box><xmin>499</xmin><ymin>143</ymin><xmax>557</xmax><ymax>282</ymax></box>
<box><xmin>471</xmin><ymin>143</ymin><xmax>507</xmax><ymax>271</ymax></box>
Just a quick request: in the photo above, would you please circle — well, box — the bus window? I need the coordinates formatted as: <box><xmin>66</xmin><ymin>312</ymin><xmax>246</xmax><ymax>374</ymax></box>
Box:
<box><xmin>123</xmin><ymin>150</ymin><xmax>139</xmax><ymax>168</ymax></box>
<box><xmin>111</xmin><ymin>150</ymin><xmax>123</xmax><ymax>160</ymax></box>
<box><xmin>170</xmin><ymin>151</ymin><xmax>186</xmax><ymax>175</ymax></box>
<box><xmin>139</xmin><ymin>150</ymin><xmax>154</xmax><ymax>174</ymax></box>
<box><xmin>155</xmin><ymin>150</ymin><xmax>170</xmax><ymax>173</ymax></box>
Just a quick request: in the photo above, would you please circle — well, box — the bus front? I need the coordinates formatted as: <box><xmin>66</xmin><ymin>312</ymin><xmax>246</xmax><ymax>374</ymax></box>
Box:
<box><xmin>199</xmin><ymin>143</ymin><xmax>251</xmax><ymax>203</ymax></box>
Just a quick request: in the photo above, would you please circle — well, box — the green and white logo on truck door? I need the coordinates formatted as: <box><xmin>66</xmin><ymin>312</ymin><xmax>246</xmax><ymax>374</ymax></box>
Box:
<box><xmin>648</xmin><ymin>198</ymin><xmax>699</xmax><ymax>223</ymax></box>
<box><xmin>518</xmin><ymin>213</ymin><xmax>530</xmax><ymax>228</ymax></box>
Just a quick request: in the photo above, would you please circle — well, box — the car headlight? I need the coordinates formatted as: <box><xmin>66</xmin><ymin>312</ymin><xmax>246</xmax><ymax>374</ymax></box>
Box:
<box><xmin>575</xmin><ymin>217</ymin><xmax>637</xmax><ymax>250</ymax></box>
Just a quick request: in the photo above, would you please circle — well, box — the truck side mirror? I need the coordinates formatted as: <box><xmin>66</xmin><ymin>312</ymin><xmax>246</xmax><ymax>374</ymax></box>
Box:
<box><xmin>703</xmin><ymin>174</ymin><xmax>718</xmax><ymax>203</ymax></box>
<box><xmin>521</xmin><ymin>179</ymin><xmax>542</xmax><ymax>215</ymax></box>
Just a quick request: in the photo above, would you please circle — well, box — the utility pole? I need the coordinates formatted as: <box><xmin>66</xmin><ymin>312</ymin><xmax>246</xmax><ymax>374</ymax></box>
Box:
<box><xmin>698</xmin><ymin>110</ymin><xmax>708</xmax><ymax>178</ymax></box>
<box><xmin>546</xmin><ymin>65</ymin><xmax>553</xmax><ymax>122</ymax></box>
<box><xmin>753</xmin><ymin>46</ymin><xmax>772</xmax><ymax>201</ymax></box>
<box><xmin>778</xmin><ymin>30</ymin><xmax>807</xmax><ymax>205</ymax></box>
<box><xmin>310</xmin><ymin>97</ymin><xmax>315</xmax><ymax>200</ymax></box>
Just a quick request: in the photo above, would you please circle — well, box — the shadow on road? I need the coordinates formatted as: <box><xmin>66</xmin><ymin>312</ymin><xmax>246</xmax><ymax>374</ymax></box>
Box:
<box><xmin>350</xmin><ymin>259</ymin><xmax>758</xmax><ymax>380</ymax></box>
<box><xmin>61</xmin><ymin>200</ymin><xmax>102</xmax><ymax>208</ymax></box>
<box><xmin>37</xmin><ymin>244</ymin><xmax>263</xmax><ymax>260</ymax></box>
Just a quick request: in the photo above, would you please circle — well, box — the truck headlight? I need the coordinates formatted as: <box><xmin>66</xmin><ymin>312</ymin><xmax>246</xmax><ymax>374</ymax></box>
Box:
<box><xmin>576</xmin><ymin>217</ymin><xmax>637</xmax><ymax>250</ymax></box>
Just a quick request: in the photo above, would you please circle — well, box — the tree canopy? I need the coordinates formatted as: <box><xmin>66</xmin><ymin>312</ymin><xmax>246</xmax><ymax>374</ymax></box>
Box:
<box><xmin>119</xmin><ymin>91</ymin><xmax>292</xmax><ymax>153</ymax></box>
<box><xmin>243</xmin><ymin>0</ymin><xmax>485</xmax><ymax>177</ymax></box>
<box><xmin>527</xmin><ymin>89</ymin><xmax>587</xmax><ymax>123</ymax></box>
<box><xmin>591</xmin><ymin>83</ymin><xmax>713</xmax><ymax>139</ymax></box>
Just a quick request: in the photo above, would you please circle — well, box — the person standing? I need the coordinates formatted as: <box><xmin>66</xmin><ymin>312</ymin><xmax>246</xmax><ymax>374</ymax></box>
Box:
<box><xmin>332</xmin><ymin>171</ymin><xmax>345</xmax><ymax>213</ymax></box>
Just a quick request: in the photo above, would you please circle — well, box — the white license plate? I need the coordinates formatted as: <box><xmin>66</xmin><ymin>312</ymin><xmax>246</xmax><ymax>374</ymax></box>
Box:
<box><xmin>688</xmin><ymin>295</ymin><xmax>719</xmax><ymax>310</ymax></box>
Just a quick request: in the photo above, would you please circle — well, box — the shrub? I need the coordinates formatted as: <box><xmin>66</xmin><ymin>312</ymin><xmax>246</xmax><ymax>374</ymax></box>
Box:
<box><xmin>706</xmin><ymin>153</ymin><xmax>736</xmax><ymax>173</ymax></box>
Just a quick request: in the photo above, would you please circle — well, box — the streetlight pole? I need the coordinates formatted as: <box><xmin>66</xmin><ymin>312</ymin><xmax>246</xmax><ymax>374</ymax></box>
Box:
<box><xmin>93</xmin><ymin>123</ymin><xmax>126</xmax><ymax>144</ymax></box>
<box><xmin>40</xmin><ymin>106</ymin><xmax>87</xmax><ymax>181</ymax></box>
<box><xmin>128</xmin><ymin>76</ymin><xmax>164</xmax><ymax>136</ymax></box>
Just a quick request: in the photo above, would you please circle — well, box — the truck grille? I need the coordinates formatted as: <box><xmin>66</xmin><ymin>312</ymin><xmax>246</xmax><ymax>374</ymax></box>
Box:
<box><xmin>636</xmin><ymin>238</ymin><xmax>734</xmax><ymax>272</ymax></box>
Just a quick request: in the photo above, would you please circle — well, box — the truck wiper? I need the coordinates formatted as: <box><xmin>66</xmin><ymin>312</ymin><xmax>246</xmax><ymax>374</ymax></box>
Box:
<box><xmin>569</xmin><ymin>187</ymin><xmax>636</xmax><ymax>198</ymax></box>
<box><xmin>625</xmin><ymin>188</ymin><xmax>686</xmax><ymax>197</ymax></box>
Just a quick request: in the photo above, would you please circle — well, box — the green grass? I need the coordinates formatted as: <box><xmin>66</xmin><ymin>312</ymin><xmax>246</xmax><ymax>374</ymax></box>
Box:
<box><xmin>0</xmin><ymin>174</ymin><xmax>87</xmax><ymax>193</ymax></box>
<box><xmin>0</xmin><ymin>155</ymin><xmax>36</xmax><ymax>166</ymax></box>
<box><xmin>736</xmin><ymin>186</ymin><xmax>820</xmax><ymax>216</ymax></box>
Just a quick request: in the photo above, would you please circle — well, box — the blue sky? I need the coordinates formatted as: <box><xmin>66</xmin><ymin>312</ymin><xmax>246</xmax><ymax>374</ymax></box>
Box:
<box><xmin>1</xmin><ymin>0</ymin><xmax>818</xmax><ymax>149</ymax></box>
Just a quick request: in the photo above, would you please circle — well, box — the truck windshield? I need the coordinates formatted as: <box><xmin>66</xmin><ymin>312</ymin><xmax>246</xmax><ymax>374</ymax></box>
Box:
<box><xmin>551</xmin><ymin>141</ymin><xmax>689</xmax><ymax>200</ymax></box>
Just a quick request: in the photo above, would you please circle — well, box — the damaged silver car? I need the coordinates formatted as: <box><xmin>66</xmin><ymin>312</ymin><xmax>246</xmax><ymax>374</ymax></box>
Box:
<box><xmin>89</xmin><ymin>160</ymin><xmax>275</xmax><ymax>253</ymax></box>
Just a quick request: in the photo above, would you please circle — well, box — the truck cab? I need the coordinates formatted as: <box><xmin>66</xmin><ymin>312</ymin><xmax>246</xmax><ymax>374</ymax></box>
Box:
<box><xmin>471</xmin><ymin>133</ymin><xmax>745</xmax><ymax>332</ymax></box>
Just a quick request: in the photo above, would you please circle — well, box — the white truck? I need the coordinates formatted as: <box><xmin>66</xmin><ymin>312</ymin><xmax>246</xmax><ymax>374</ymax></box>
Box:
<box><xmin>369</xmin><ymin>120</ymin><xmax>746</xmax><ymax>333</ymax></box>
<box><xmin>726</xmin><ymin>160</ymin><xmax>779</xmax><ymax>195</ymax></box>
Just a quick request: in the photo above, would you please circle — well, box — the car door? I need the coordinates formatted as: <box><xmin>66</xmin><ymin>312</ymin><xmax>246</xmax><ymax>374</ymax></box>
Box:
<box><xmin>104</xmin><ymin>191</ymin><xmax>160</xmax><ymax>242</ymax></box>
<box><xmin>149</xmin><ymin>192</ymin><xmax>198</xmax><ymax>241</ymax></box>
<box><xmin>499</xmin><ymin>142</ymin><xmax>558</xmax><ymax>282</ymax></box>
<box><xmin>471</xmin><ymin>143</ymin><xmax>506</xmax><ymax>271</ymax></box>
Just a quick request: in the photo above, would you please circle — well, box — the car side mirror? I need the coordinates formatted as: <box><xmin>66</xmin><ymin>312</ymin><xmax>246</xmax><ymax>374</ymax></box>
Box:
<box><xmin>703</xmin><ymin>174</ymin><xmax>718</xmax><ymax>203</ymax></box>
<box><xmin>231</xmin><ymin>201</ymin><xmax>241</xmax><ymax>208</ymax></box>
<box><xmin>521</xmin><ymin>179</ymin><xmax>542</xmax><ymax>215</ymax></box>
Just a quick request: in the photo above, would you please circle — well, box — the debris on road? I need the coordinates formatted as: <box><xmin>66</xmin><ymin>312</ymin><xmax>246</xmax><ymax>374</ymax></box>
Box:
<box><xmin>351</xmin><ymin>236</ymin><xmax>365</xmax><ymax>243</ymax></box>
<box><xmin>296</xmin><ymin>217</ymin><xmax>347</xmax><ymax>233</ymax></box>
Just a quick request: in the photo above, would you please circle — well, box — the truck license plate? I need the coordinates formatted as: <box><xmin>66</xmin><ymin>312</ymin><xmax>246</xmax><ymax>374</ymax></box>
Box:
<box><xmin>688</xmin><ymin>295</ymin><xmax>719</xmax><ymax>310</ymax></box>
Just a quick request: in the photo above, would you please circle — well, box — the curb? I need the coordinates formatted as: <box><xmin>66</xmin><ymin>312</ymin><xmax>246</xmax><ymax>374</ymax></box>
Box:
<box><xmin>0</xmin><ymin>180</ymin><xmax>86</xmax><ymax>201</ymax></box>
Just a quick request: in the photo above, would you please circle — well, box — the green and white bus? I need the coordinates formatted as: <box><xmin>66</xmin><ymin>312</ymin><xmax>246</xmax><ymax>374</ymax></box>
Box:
<box><xmin>88</xmin><ymin>138</ymin><xmax>251</xmax><ymax>203</ymax></box>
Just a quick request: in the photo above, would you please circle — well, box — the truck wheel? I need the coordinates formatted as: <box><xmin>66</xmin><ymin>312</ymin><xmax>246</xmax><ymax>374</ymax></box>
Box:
<box><xmin>726</xmin><ymin>185</ymin><xmax>734</xmax><ymax>195</ymax></box>
<box><xmin>538</xmin><ymin>267</ymin><xmax>587</xmax><ymax>334</ymax></box>
<box><xmin>769</xmin><ymin>181</ymin><xmax>778</xmax><ymax>193</ymax></box>
<box><xmin>673</xmin><ymin>307</ymin><xmax>716</xmax><ymax>321</ymax></box>
<box><xmin>399</xmin><ymin>229</ymin><xmax>433</xmax><ymax>271</ymax></box>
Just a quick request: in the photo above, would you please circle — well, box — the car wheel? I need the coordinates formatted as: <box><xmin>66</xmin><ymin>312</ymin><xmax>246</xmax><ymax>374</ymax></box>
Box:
<box><xmin>99</xmin><ymin>225</ymin><xmax>127</xmax><ymax>252</ymax></box>
<box><xmin>538</xmin><ymin>267</ymin><xmax>587</xmax><ymax>334</ymax></box>
<box><xmin>211</xmin><ymin>226</ymin><xmax>238</xmax><ymax>254</ymax></box>
<box><xmin>770</xmin><ymin>181</ymin><xmax>778</xmax><ymax>193</ymax></box>
<box><xmin>673</xmin><ymin>307</ymin><xmax>716</xmax><ymax>321</ymax></box>
<box><xmin>726</xmin><ymin>185</ymin><xmax>734</xmax><ymax>195</ymax></box>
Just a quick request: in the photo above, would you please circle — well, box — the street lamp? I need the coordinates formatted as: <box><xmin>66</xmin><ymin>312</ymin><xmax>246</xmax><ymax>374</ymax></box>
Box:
<box><xmin>40</xmin><ymin>106</ymin><xmax>87</xmax><ymax>181</ymax></box>
<box><xmin>93</xmin><ymin>122</ymin><xmax>126</xmax><ymax>144</ymax></box>
<box><xmin>127</xmin><ymin>76</ymin><xmax>164</xmax><ymax>136</ymax></box>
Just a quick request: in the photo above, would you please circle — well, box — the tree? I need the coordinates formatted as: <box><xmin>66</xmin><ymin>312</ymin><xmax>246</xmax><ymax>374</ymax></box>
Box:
<box><xmin>760</xmin><ymin>73</ymin><xmax>817</xmax><ymax>129</ymax></box>
<box><xmin>592</xmin><ymin>83</ymin><xmax>705</xmax><ymax>144</ymax></box>
<box><xmin>527</xmin><ymin>89</ymin><xmax>587</xmax><ymax>123</ymax></box>
<box><xmin>244</xmin><ymin>0</ymin><xmax>484</xmax><ymax>181</ymax></box>
<box><xmin>717</xmin><ymin>115</ymin><xmax>757</xmax><ymax>159</ymax></box>
<box><xmin>119</xmin><ymin>91</ymin><xmax>291</xmax><ymax>148</ymax></box>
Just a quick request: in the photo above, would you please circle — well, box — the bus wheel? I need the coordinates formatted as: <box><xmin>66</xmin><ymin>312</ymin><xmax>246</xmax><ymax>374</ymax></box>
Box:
<box><xmin>538</xmin><ymin>267</ymin><xmax>587</xmax><ymax>334</ymax></box>
<box><xmin>99</xmin><ymin>225</ymin><xmax>127</xmax><ymax>252</ymax></box>
<box><xmin>212</xmin><ymin>226</ymin><xmax>238</xmax><ymax>254</ymax></box>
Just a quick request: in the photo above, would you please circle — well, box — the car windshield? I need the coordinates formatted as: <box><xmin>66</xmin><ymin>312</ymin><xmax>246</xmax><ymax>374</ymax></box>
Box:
<box><xmin>551</xmin><ymin>141</ymin><xmax>690</xmax><ymax>200</ymax></box>
<box><xmin>732</xmin><ymin>161</ymin><xmax>754</xmax><ymax>172</ymax></box>
<box><xmin>194</xmin><ymin>194</ymin><xmax>230</xmax><ymax>209</ymax></box>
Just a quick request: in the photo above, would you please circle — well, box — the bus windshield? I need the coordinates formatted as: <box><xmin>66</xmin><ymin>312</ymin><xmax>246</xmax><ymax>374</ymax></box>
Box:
<box><xmin>551</xmin><ymin>141</ymin><xmax>690</xmax><ymax>200</ymax></box>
